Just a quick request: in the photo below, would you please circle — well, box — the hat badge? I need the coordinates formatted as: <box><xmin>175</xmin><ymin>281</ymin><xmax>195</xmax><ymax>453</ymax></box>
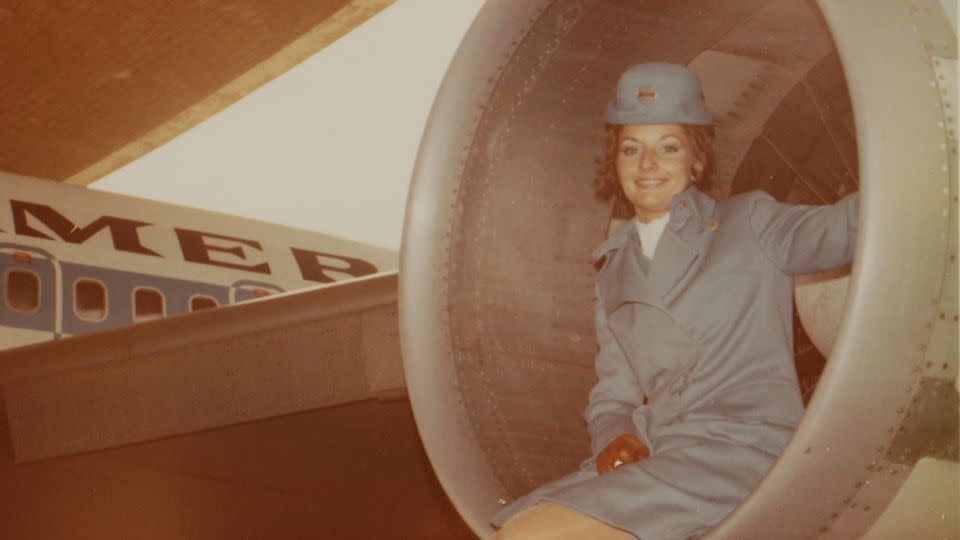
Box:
<box><xmin>636</xmin><ymin>87</ymin><xmax>657</xmax><ymax>103</ymax></box>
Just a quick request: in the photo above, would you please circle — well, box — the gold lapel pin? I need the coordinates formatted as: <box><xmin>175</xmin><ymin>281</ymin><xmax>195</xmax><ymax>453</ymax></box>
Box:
<box><xmin>708</xmin><ymin>219</ymin><xmax>720</xmax><ymax>231</ymax></box>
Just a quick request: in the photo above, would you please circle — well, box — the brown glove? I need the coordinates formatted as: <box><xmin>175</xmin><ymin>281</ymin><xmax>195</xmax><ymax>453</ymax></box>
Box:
<box><xmin>596</xmin><ymin>433</ymin><xmax>650</xmax><ymax>474</ymax></box>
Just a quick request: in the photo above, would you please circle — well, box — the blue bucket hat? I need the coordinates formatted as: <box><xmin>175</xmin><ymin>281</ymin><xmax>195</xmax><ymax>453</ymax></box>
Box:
<box><xmin>604</xmin><ymin>63</ymin><xmax>712</xmax><ymax>126</ymax></box>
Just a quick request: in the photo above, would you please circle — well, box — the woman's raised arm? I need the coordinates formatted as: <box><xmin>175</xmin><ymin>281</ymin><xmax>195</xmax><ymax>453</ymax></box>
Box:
<box><xmin>747</xmin><ymin>190</ymin><xmax>859</xmax><ymax>275</ymax></box>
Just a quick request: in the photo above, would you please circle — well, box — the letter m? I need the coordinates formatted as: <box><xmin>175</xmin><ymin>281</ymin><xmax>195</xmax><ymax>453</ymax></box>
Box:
<box><xmin>11</xmin><ymin>200</ymin><xmax>160</xmax><ymax>256</ymax></box>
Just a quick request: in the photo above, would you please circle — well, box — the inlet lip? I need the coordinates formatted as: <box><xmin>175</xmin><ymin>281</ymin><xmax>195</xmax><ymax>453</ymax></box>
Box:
<box><xmin>400</xmin><ymin>1</ymin><xmax>553</xmax><ymax>536</ymax></box>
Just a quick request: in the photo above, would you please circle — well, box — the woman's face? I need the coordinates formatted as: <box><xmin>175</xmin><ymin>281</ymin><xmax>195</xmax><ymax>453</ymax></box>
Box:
<box><xmin>616</xmin><ymin>123</ymin><xmax>703</xmax><ymax>223</ymax></box>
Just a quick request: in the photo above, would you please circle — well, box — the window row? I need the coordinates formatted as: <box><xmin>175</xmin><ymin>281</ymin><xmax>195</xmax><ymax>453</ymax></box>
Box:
<box><xmin>4</xmin><ymin>270</ymin><xmax>220</xmax><ymax>321</ymax></box>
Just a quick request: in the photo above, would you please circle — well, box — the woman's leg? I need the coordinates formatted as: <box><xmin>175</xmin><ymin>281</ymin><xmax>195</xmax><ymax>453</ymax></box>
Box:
<box><xmin>493</xmin><ymin>502</ymin><xmax>637</xmax><ymax>540</ymax></box>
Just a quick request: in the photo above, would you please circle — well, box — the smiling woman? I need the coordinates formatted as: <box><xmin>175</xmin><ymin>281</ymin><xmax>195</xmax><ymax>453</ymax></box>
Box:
<box><xmin>613</xmin><ymin>123</ymin><xmax>704</xmax><ymax>223</ymax></box>
<box><xmin>597</xmin><ymin>123</ymin><xmax>715</xmax><ymax>219</ymax></box>
<box><xmin>400</xmin><ymin>0</ymin><xmax>957</xmax><ymax>538</ymax></box>
<box><xmin>490</xmin><ymin>62</ymin><xmax>859</xmax><ymax>540</ymax></box>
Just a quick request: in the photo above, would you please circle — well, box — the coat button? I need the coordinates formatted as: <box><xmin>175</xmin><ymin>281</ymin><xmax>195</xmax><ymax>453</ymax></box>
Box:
<box><xmin>708</xmin><ymin>219</ymin><xmax>720</xmax><ymax>231</ymax></box>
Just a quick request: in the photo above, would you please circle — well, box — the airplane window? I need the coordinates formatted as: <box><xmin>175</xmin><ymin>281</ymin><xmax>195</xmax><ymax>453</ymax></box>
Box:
<box><xmin>5</xmin><ymin>270</ymin><xmax>40</xmax><ymax>312</ymax></box>
<box><xmin>133</xmin><ymin>288</ymin><xmax>165</xmax><ymax>322</ymax></box>
<box><xmin>75</xmin><ymin>279</ymin><xmax>107</xmax><ymax>322</ymax></box>
<box><xmin>189</xmin><ymin>295</ymin><xmax>219</xmax><ymax>312</ymax></box>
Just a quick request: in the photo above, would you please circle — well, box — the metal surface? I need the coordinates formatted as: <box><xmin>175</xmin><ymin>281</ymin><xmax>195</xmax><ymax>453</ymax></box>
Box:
<box><xmin>0</xmin><ymin>271</ymin><xmax>399</xmax><ymax>461</ymax></box>
<box><xmin>0</xmin><ymin>0</ymin><xmax>393</xmax><ymax>183</ymax></box>
<box><xmin>0</xmin><ymin>397</ymin><xmax>474</xmax><ymax>539</ymax></box>
<box><xmin>887</xmin><ymin>377</ymin><xmax>959</xmax><ymax>464</ymax></box>
<box><xmin>400</xmin><ymin>0</ymin><xmax>958</xmax><ymax>538</ymax></box>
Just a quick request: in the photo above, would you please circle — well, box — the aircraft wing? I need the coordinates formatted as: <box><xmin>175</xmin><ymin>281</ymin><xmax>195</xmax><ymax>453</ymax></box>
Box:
<box><xmin>0</xmin><ymin>271</ymin><xmax>402</xmax><ymax>462</ymax></box>
<box><xmin>0</xmin><ymin>269</ymin><xmax>477</xmax><ymax>538</ymax></box>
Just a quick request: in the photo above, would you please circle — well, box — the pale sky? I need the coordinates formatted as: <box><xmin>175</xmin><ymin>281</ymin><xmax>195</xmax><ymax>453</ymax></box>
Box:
<box><xmin>92</xmin><ymin>1</ymin><xmax>486</xmax><ymax>251</ymax></box>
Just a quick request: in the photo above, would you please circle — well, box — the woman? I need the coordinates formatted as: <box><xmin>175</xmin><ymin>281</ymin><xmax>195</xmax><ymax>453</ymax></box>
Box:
<box><xmin>491</xmin><ymin>63</ymin><xmax>859</xmax><ymax>539</ymax></box>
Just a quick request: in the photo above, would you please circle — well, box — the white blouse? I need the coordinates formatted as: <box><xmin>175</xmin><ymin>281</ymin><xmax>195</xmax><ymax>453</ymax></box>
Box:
<box><xmin>633</xmin><ymin>212</ymin><xmax>670</xmax><ymax>259</ymax></box>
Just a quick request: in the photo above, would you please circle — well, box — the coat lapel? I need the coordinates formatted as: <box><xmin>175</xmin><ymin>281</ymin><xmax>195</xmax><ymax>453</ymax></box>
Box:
<box><xmin>594</xmin><ymin>188</ymin><xmax>715</xmax><ymax>313</ymax></box>
<box><xmin>600</xmin><ymin>233</ymin><xmax>658</xmax><ymax>314</ymax></box>
<box><xmin>595</xmin><ymin>187</ymin><xmax>718</xmax><ymax>310</ymax></box>
<box><xmin>652</xmin><ymin>188</ymin><xmax>717</xmax><ymax>305</ymax></box>
<box><xmin>595</xmin><ymin>219</ymin><xmax>660</xmax><ymax>312</ymax></box>
<box><xmin>649</xmin><ymin>221</ymin><xmax>707</xmax><ymax>305</ymax></box>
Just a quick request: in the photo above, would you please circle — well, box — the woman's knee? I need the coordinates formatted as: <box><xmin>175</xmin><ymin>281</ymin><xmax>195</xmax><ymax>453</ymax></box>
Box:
<box><xmin>493</xmin><ymin>502</ymin><xmax>635</xmax><ymax>540</ymax></box>
<box><xmin>492</xmin><ymin>505</ymin><xmax>542</xmax><ymax>540</ymax></box>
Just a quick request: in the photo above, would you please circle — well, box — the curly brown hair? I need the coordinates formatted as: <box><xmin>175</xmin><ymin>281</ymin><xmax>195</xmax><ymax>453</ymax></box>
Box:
<box><xmin>594</xmin><ymin>124</ymin><xmax>715</xmax><ymax>217</ymax></box>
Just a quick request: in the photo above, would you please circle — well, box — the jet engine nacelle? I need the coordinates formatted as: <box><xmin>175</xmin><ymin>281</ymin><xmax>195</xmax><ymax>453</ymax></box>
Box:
<box><xmin>401</xmin><ymin>1</ymin><xmax>958</xmax><ymax>537</ymax></box>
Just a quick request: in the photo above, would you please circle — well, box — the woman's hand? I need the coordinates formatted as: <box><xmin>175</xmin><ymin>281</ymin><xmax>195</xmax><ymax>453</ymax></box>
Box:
<box><xmin>596</xmin><ymin>433</ymin><xmax>650</xmax><ymax>474</ymax></box>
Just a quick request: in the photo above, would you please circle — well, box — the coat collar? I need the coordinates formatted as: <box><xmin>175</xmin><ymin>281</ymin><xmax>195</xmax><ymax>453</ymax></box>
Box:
<box><xmin>594</xmin><ymin>186</ymin><xmax>717</xmax><ymax>309</ymax></box>
<box><xmin>592</xmin><ymin>186</ymin><xmax>716</xmax><ymax>263</ymax></box>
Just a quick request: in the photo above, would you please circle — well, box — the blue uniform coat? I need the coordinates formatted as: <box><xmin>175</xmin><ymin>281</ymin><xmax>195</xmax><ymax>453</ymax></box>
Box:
<box><xmin>492</xmin><ymin>187</ymin><xmax>859</xmax><ymax>539</ymax></box>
